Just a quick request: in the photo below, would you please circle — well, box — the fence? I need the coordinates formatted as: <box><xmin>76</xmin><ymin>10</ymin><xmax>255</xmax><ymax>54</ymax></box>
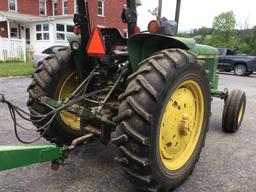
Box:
<box><xmin>0</xmin><ymin>37</ymin><xmax>26</xmax><ymax>62</ymax></box>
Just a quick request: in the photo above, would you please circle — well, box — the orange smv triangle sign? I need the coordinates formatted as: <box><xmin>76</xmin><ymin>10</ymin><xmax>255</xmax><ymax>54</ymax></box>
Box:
<box><xmin>86</xmin><ymin>27</ymin><xmax>106</xmax><ymax>57</ymax></box>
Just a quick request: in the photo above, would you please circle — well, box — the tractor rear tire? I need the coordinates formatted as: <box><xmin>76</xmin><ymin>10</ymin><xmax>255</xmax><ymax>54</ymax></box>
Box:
<box><xmin>222</xmin><ymin>90</ymin><xmax>246</xmax><ymax>133</ymax></box>
<box><xmin>113</xmin><ymin>49</ymin><xmax>211</xmax><ymax>191</ymax></box>
<box><xmin>27</xmin><ymin>47</ymin><xmax>84</xmax><ymax>145</ymax></box>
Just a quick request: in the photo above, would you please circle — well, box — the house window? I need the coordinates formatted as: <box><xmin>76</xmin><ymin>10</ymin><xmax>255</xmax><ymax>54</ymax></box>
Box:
<box><xmin>39</xmin><ymin>0</ymin><xmax>46</xmax><ymax>15</ymax></box>
<box><xmin>36</xmin><ymin>24</ymin><xmax>49</xmax><ymax>41</ymax></box>
<box><xmin>56</xmin><ymin>24</ymin><xmax>73</xmax><ymax>41</ymax></box>
<box><xmin>9</xmin><ymin>0</ymin><xmax>17</xmax><ymax>11</ymax></box>
<box><xmin>53</xmin><ymin>1</ymin><xmax>58</xmax><ymax>15</ymax></box>
<box><xmin>98</xmin><ymin>0</ymin><xmax>104</xmax><ymax>16</ymax></box>
<box><xmin>10</xmin><ymin>28</ymin><xmax>17</xmax><ymax>38</ymax></box>
<box><xmin>63</xmin><ymin>0</ymin><xmax>68</xmax><ymax>15</ymax></box>
<box><xmin>56</xmin><ymin>24</ymin><xmax>65</xmax><ymax>40</ymax></box>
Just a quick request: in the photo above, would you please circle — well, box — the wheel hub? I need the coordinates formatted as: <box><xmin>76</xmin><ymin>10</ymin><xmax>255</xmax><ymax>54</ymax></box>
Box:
<box><xmin>159</xmin><ymin>80</ymin><xmax>204</xmax><ymax>171</ymax></box>
<box><xmin>235</xmin><ymin>65</ymin><xmax>245</xmax><ymax>75</ymax></box>
<box><xmin>238</xmin><ymin>102</ymin><xmax>245</xmax><ymax>124</ymax></box>
<box><xmin>178</xmin><ymin>114</ymin><xmax>190</xmax><ymax>136</ymax></box>
<box><xmin>59</xmin><ymin>72</ymin><xmax>81</xmax><ymax>130</ymax></box>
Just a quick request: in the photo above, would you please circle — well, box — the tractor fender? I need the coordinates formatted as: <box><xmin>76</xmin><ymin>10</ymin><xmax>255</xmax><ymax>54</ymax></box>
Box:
<box><xmin>66</xmin><ymin>33</ymin><xmax>88</xmax><ymax>80</ymax></box>
<box><xmin>127</xmin><ymin>33</ymin><xmax>196</xmax><ymax>71</ymax></box>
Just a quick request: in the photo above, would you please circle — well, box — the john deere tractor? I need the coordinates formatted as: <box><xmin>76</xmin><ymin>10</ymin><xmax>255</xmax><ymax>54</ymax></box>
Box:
<box><xmin>0</xmin><ymin>0</ymin><xmax>246</xmax><ymax>191</ymax></box>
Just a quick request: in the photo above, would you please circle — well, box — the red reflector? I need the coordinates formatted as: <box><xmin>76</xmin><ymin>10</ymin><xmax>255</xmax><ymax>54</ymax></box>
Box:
<box><xmin>86</xmin><ymin>27</ymin><xmax>106</xmax><ymax>57</ymax></box>
<box><xmin>134</xmin><ymin>26</ymin><xmax>141</xmax><ymax>34</ymax></box>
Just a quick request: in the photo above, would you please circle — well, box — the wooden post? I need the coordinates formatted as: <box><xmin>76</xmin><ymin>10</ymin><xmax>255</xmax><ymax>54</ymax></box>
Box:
<box><xmin>0</xmin><ymin>36</ymin><xmax>3</xmax><ymax>61</ymax></box>
<box><xmin>6</xmin><ymin>19</ymin><xmax>10</xmax><ymax>39</ymax></box>
<box><xmin>22</xmin><ymin>38</ymin><xmax>26</xmax><ymax>63</ymax></box>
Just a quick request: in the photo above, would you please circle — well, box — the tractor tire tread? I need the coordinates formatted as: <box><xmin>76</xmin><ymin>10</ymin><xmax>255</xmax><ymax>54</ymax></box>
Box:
<box><xmin>113</xmin><ymin>48</ymin><xmax>210</xmax><ymax>191</ymax></box>
<box><xmin>136</xmin><ymin>74</ymin><xmax>159</xmax><ymax>101</ymax></box>
<box><xmin>126</xmin><ymin>96</ymin><xmax>152</xmax><ymax>123</ymax></box>
<box><xmin>26</xmin><ymin>47</ymin><xmax>76</xmax><ymax>145</ymax></box>
<box><xmin>127</xmin><ymin>66</ymin><xmax>152</xmax><ymax>81</ymax></box>
<box><xmin>120</xmin><ymin>146</ymin><xmax>149</xmax><ymax>166</ymax></box>
<box><xmin>123</xmin><ymin>167</ymin><xmax>152</xmax><ymax>184</ymax></box>
<box><xmin>118</xmin><ymin>85</ymin><xmax>141</xmax><ymax>101</ymax></box>
<box><xmin>120</xmin><ymin>121</ymin><xmax>149</xmax><ymax>145</ymax></box>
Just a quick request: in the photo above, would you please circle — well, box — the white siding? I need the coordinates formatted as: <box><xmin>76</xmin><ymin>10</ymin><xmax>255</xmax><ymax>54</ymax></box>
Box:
<box><xmin>30</xmin><ymin>17</ymin><xmax>73</xmax><ymax>53</ymax></box>
<box><xmin>0</xmin><ymin>37</ymin><xmax>26</xmax><ymax>62</ymax></box>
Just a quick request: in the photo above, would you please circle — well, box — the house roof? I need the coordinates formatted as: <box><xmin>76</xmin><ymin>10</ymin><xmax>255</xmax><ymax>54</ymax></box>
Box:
<box><xmin>0</xmin><ymin>11</ymin><xmax>73</xmax><ymax>23</ymax></box>
<box><xmin>0</xmin><ymin>11</ymin><xmax>44</xmax><ymax>22</ymax></box>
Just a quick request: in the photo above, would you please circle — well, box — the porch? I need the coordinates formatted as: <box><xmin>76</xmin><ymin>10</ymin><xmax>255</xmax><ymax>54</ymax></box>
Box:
<box><xmin>0</xmin><ymin>11</ymin><xmax>73</xmax><ymax>60</ymax></box>
<box><xmin>0</xmin><ymin>11</ymin><xmax>44</xmax><ymax>45</ymax></box>
<box><xmin>0</xmin><ymin>37</ymin><xmax>26</xmax><ymax>62</ymax></box>
<box><xmin>0</xmin><ymin>11</ymin><xmax>45</xmax><ymax>62</ymax></box>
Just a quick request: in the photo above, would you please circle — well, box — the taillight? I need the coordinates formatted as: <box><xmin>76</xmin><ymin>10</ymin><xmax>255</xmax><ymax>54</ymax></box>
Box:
<box><xmin>134</xmin><ymin>26</ymin><xmax>141</xmax><ymax>34</ymax></box>
<box><xmin>148</xmin><ymin>20</ymin><xmax>160</xmax><ymax>33</ymax></box>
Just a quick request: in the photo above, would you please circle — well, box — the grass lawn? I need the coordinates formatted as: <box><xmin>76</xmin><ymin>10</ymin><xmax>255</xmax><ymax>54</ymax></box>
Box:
<box><xmin>0</xmin><ymin>61</ymin><xmax>34</xmax><ymax>78</ymax></box>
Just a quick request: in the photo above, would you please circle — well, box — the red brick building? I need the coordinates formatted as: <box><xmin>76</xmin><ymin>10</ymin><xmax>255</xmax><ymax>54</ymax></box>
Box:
<box><xmin>0</xmin><ymin>0</ymin><xmax>127</xmax><ymax>52</ymax></box>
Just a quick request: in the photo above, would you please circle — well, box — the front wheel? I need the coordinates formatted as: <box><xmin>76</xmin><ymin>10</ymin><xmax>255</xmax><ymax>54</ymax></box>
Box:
<box><xmin>234</xmin><ymin>64</ymin><xmax>247</xmax><ymax>76</ymax></box>
<box><xmin>113</xmin><ymin>49</ymin><xmax>211</xmax><ymax>191</ymax></box>
<box><xmin>222</xmin><ymin>90</ymin><xmax>246</xmax><ymax>133</ymax></box>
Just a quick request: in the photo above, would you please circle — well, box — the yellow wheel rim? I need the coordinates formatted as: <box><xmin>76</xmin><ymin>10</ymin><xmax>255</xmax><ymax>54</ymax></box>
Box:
<box><xmin>237</xmin><ymin>102</ymin><xmax>245</xmax><ymax>124</ymax></box>
<box><xmin>58</xmin><ymin>72</ymin><xmax>81</xmax><ymax>131</ymax></box>
<box><xmin>159</xmin><ymin>80</ymin><xmax>204</xmax><ymax>171</ymax></box>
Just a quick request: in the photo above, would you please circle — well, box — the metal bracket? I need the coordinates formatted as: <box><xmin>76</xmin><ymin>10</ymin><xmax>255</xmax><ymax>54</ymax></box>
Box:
<box><xmin>121</xmin><ymin>8</ymin><xmax>137</xmax><ymax>23</ymax></box>
<box><xmin>67</xmin><ymin>133</ymin><xmax>94</xmax><ymax>150</ymax></box>
<box><xmin>73</xmin><ymin>13</ymin><xmax>84</xmax><ymax>26</ymax></box>
<box><xmin>39</xmin><ymin>97</ymin><xmax>116</xmax><ymax>132</ymax></box>
<box><xmin>211</xmin><ymin>89</ymin><xmax>228</xmax><ymax>100</ymax></box>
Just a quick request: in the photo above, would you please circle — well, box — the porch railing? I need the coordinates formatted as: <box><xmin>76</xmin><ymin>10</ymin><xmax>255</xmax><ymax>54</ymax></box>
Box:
<box><xmin>0</xmin><ymin>37</ymin><xmax>26</xmax><ymax>62</ymax></box>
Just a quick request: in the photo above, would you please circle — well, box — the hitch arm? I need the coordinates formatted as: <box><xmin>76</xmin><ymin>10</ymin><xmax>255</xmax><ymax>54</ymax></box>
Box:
<box><xmin>39</xmin><ymin>97</ymin><xmax>116</xmax><ymax>129</ymax></box>
<box><xmin>0</xmin><ymin>145</ymin><xmax>63</xmax><ymax>171</ymax></box>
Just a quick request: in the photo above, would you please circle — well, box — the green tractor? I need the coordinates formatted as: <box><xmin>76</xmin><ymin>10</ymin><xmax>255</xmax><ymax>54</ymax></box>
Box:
<box><xmin>0</xmin><ymin>0</ymin><xmax>246</xmax><ymax>191</ymax></box>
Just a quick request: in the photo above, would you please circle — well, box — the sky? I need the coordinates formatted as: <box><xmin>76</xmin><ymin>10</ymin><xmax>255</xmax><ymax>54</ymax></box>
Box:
<box><xmin>137</xmin><ymin>0</ymin><xmax>256</xmax><ymax>32</ymax></box>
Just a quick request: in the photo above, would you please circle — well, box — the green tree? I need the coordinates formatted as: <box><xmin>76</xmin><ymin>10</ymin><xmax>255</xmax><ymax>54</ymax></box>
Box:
<box><xmin>197</xmin><ymin>27</ymin><xmax>210</xmax><ymax>42</ymax></box>
<box><xmin>210</xmin><ymin>11</ymin><xmax>237</xmax><ymax>48</ymax></box>
<box><xmin>191</xmin><ymin>27</ymin><xmax>212</xmax><ymax>44</ymax></box>
<box><xmin>249</xmin><ymin>26</ymin><xmax>256</xmax><ymax>55</ymax></box>
<box><xmin>237</xmin><ymin>42</ymin><xmax>251</xmax><ymax>54</ymax></box>
<box><xmin>178</xmin><ymin>32</ymin><xmax>191</xmax><ymax>38</ymax></box>
<box><xmin>192</xmin><ymin>35</ymin><xmax>203</xmax><ymax>43</ymax></box>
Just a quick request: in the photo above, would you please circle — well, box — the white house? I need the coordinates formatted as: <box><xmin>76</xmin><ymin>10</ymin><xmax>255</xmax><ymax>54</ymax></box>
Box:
<box><xmin>0</xmin><ymin>11</ymin><xmax>73</xmax><ymax>53</ymax></box>
<box><xmin>0</xmin><ymin>0</ymin><xmax>126</xmax><ymax>61</ymax></box>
